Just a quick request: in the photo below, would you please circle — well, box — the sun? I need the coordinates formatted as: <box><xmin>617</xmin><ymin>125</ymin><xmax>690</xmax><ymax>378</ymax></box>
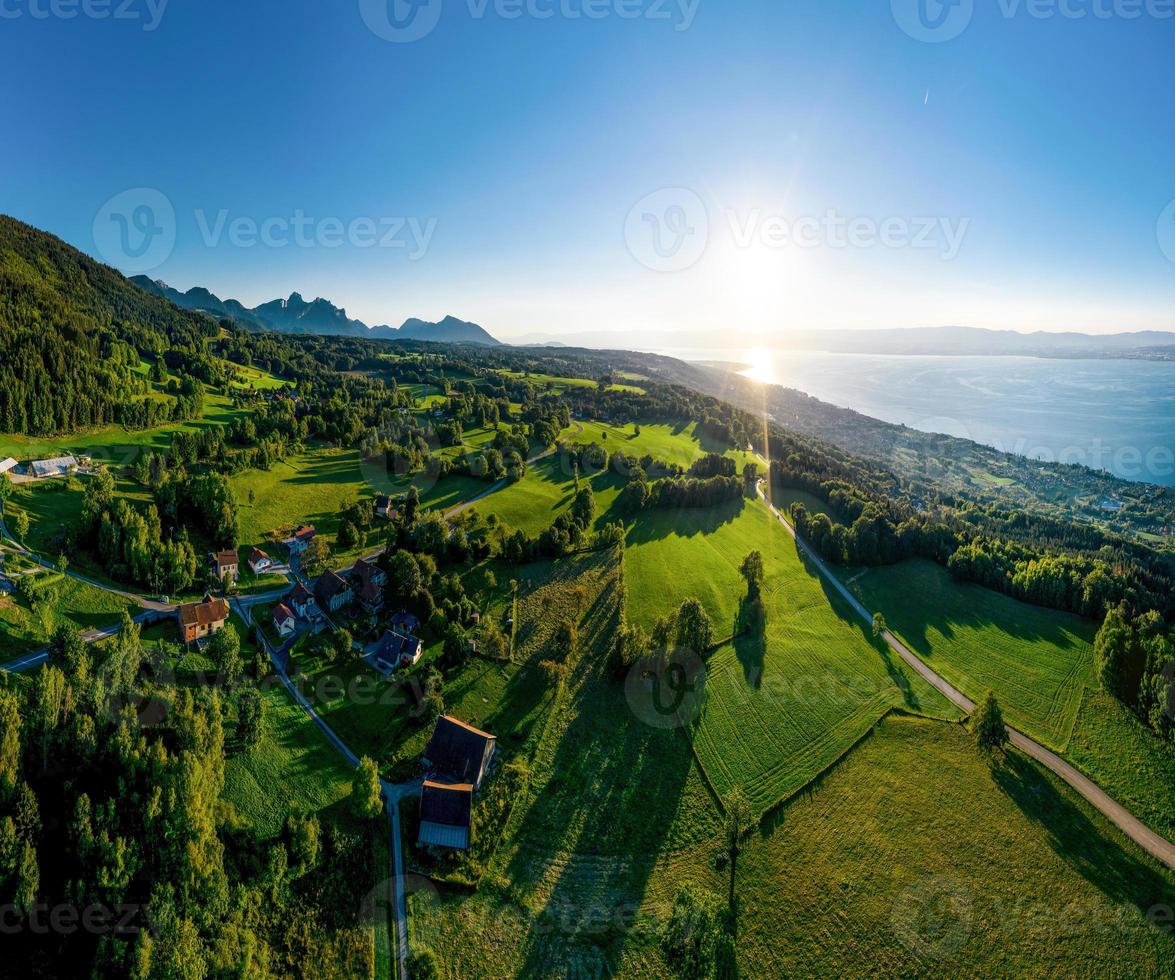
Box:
<box><xmin>740</xmin><ymin>347</ymin><xmax>777</xmax><ymax>385</ymax></box>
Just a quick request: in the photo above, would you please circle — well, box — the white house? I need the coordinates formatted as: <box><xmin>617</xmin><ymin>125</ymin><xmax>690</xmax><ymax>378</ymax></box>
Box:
<box><xmin>283</xmin><ymin>525</ymin><xmax>317</xmax><ymax>555</ymax></box>
<box><xmin>272</xmin><ymin>603</ymin><xmax>297</xmax><ymax>638</ymax></box>
<box><xmin>0</xmin><ymin>458</ymin><xmax>17</xmax><ymax>477</ymax></box>
<box><xmin>248</xmin><ymin>547</ymin><xmax>275</xmax><ymax>574</ymax></box>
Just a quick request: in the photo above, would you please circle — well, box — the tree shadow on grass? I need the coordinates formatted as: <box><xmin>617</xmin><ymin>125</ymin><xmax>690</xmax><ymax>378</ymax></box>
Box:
<box><xmin>992</xmin><ymin>751</ymin><xmax>1175</xmax><ymax>914</ymax></box>
<box><xmin>492</xmin><ymin>555</ymin><xmax>704</xmax><ymax>977</ymax></box>
<box><xmin>792</xmin><ymin>543</ymin><xmax>923</xmax><ymax>712</ymax></box>
<box><xmin>624</xmin><ymin>496</ymin><xmax>747</xmax><ymax>547</ymax></box>
<box><xmin>732</xmin><ymin>596</ymin><xmax>765</xmax><ymax>688</ymax></box>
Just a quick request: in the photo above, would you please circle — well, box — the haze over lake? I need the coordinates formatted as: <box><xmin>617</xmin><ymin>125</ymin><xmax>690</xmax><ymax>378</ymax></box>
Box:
<box><xmin>658</xmin><ymin>349</ymin><xmax>1175</xmax><ymax>487</ymax></box>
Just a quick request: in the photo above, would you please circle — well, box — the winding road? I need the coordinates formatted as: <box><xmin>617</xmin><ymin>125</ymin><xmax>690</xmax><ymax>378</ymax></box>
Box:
<box><xmin>756</xmin><ymin>480</ymin><xmax>1175</xmax><ymax>872</ymax></box>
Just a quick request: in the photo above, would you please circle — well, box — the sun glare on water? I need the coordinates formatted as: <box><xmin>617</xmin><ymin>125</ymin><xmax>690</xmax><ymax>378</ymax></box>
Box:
<box><xmin>740</xmin><ymin>347</ymin><xmax>778</xmax><ymax>385</ymax></box>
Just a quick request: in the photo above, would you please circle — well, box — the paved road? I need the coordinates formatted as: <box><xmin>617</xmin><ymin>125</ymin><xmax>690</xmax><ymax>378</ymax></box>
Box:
<box><xmin>241</xmin><ymin>598</ymin><xmax>413</xmax><ymax>977</ymax></box>
<box><xmin>0</xmin><ymin>608</ymin><xmax>166</xmax><ymax>675</ymax></box>
<box><xmin>756</xmin><ymin>480</ymin><xmax>1175</xmax><ymax>872</ymax></box>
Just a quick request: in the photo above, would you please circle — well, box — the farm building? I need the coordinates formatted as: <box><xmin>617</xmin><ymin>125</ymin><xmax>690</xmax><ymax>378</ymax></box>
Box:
<box><xmin>374</xmin><ymin>495</ymin><xmax>398</xmax><ymax>519</ymax></box>
<box><xmin>0</xmin><ymin>458</ymin><xmax>17</xmax><ymax>476</ymax></box>
<box><xmin>177</xmin><ymin>596</ymin><xmax>230</xmax><ymax>645</ymax></box>
<box><xmin>417</xmin><ymin>781</ymin><xmax>474</xmax><ymax>851</ymax></box>
<box><xmin>29</xmin><ymin>456</ymin><xmax>79</xmax><ymax>479</ymax></box>
<box><xmin>423</xmin><ymin>716</ymin><xmax>496</xmax><ymax>789</ymax></box>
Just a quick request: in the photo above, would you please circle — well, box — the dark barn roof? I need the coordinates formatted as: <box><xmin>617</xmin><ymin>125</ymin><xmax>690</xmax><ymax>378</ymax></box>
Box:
<box><xmin>424</xmin><ymin>716</ymin><xmax>496</xmax><ymax>784</ymax></box>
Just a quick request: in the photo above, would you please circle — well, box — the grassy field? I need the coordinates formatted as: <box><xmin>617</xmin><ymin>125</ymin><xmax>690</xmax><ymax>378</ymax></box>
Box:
<box><xmin>565</xmin><ymin>420</ymin><xmax>757</xmax><ymax>473</ymax></box>
<box><xmin>734</xmin><ymin>715</ymin><xmax>1175</xmax><ymax>977</ymax></box>
<box><xmin>844</xmin><ymin>559</ymin><xmax>1097</xmax><ymax>750</ymax></box>
<box><xmin>407</xmin><ymin>550</ymin><xmax>722</xmax><ymax>978</ymax></box>
<box><xmin>498</xmin><ymin>370</ymin><xmax>645</xmax><ymax>395</ymax></box>
<box><xmin>460</xmin><ymin>455</ymin><xmax>625</xmax><ymax>534</ymax></box>
<box><xmin>226</xmin><ymin>362</ymin><xmax>288</xmax><ymax>391</ymax></box>
<box><xmin>625</xmin><ymin>497</ymin><xmax>958</xmax><ymax>812</ymax></box>
<box><xmin>232</xmin><ymin>448</ymin><xmax>489</xmax><ymax>558</ymax></box>
<box><xmin>0</xmin><ymin>384</ymin><xmax>244</xmax><ymax>463</ymax></box>
<box><xmin>222</xmin><ymin>680</ymin><xmax>360</xmax><ymax>836</ymax></box>
<box><xmin>0</xmin><ymin>567</ymin><xmax>135</xmax><ymax>658</ymax></box>
<box><xmin>1066</xmin><ymin>688</ymin><xmax>1175</xmax><ymax>843</ymax></box>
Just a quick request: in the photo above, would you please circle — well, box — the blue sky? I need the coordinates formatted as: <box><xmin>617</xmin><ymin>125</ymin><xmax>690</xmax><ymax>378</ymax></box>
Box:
<box><xmin>1</xmin><ymin>0</ymin><xmax>1173</xmax><ymax>341</ymax></box>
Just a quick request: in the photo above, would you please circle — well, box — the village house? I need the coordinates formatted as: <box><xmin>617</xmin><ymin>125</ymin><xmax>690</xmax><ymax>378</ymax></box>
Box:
<box><xmin>374</xmin><ymin>495</ymin><xmax>398</xmax><ymax>520</ymax></box>
<box><xmin>272</xmin><ymin>603</ymin><xmax>297</xmax><ymax>639</ymax></box>
<box><xmin>288</xmin><ymin>582</ymin><xmax>319</xmax><ymax>621</ymax></box>
<box><xmin>417</xmin><ymin>781</ymin><xmax>474</xmax><ymax>851</ymax></box>
<box><xmin>371</xmin><ymin>628</ymin><xmax>423</xmax><ymax>674</ymax></box>
<box><xmin>283</xmin><ymin>525</ymin><xmax>317</xmax><ymax>556</ymax></box>
<box><xmin>212</xmin><ymin>549</ymin><xmax>239</xmax><ymax>584</ymax></box>
<box><xmin>247</xmin><ymin>547</ymin><xmax>274</xmax><ymax>574</ymax></box>
<box><xmin>423</xmin><ymin>715</ymin><xmax>497</xmax><ymax>789</ymax></box>
<box><xmin>177</xmin><ymin>595</ymin><xmax>230</xmax><ymax>646</ymax></box>
<box><xmin>351</xmin><ymin>558</ymin><xmax>387</xmax><ymax>612</ymax></box>
<box><xmin>0</xmin><ymin>458</ymin><xmax>17</xmax><ymax>477</ymax></box>
<box><xmin>314</xmin><ymin>570</ymin><xmax>353</xmax><ymax>614</ymax></box>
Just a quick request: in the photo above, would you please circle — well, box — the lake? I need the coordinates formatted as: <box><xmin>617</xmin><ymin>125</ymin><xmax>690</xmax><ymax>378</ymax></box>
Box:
<box><xmin>650</xmin><ymin>349</ymin><xmax>1175</xmax><ymax>486</ymax></box>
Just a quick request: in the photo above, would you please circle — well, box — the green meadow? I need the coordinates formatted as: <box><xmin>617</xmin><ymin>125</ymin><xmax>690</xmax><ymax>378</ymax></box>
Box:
<box><xmin>734</xmin><ymin>715</ymin><xmax>1175</xmax><ymax>977</ymax></box>
<box><xmin>498</xmin><ymin>370</ymin><xmax>646</xmax><ymax>395</ymax></box>
<box><xmin>624</xmin><ymin>497</ymin><xmax>958</xmax><ymax>812</ymax></box>
<box><xmin>0</xmin><ymin>568</ymin><xmax>135</xmax><ymax>659</ymax></box>
<box><xmin>845</xmin><ymin>558</ymin><xmax>1097</xmax><ymax>750</ymax></box>
<box><xmin>566</xmin><ymin>420</ymin><xmax>758</xmax><ymax>472</ymax></box>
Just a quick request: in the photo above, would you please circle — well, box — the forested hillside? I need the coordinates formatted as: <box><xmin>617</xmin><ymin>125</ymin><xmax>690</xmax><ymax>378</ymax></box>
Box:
<box><xmin>0</xmin><ymin>217</ymin><xmax>225</xmax><ymax>435</ymax></box>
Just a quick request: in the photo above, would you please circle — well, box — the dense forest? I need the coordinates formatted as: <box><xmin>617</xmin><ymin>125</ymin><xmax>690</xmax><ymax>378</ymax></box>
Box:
<box><xmin>0</xmin><ymin>620</ymin><xmax>382</xmax><ymax>977</ymax></box>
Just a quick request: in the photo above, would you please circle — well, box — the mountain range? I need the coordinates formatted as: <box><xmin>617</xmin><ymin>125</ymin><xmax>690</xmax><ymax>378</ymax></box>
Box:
<box><xmin>130</xmin><ymin>277</ymin><xmax>502</xmax><ymax>346</ymax></box>
<box><xmin>508</xmin><ymin>325</ymin><xmax>1175</xmax><ymax>359</ymax></box>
